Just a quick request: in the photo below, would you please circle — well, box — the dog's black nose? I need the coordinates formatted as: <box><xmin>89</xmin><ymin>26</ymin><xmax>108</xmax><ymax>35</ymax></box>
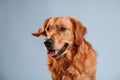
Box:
<box><xmin>44</xmin><ymin>39</ymin><xmax>53</xmax><ymax>49</ymax></box>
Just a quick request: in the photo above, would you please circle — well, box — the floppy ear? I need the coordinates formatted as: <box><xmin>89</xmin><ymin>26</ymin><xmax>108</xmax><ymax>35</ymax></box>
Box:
<box><xmin>32</xmin><ymin>28</ymin><xmax>45</xmax><ymax>37</ymax></box>
<box><xmin>70</xmin><ymin>17</ymin><xmax>87</xmax><ymax>46</ymax></box>
<box><xmin>32</xmin><ymin>17</ymin><xmax>51</xmax><ymax>37</ymax></box>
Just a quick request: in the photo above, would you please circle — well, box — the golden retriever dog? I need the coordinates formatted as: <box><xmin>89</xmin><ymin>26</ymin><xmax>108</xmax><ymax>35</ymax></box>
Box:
<box><xmin>32</xmin><ymin>16</ymin><xmax>96</xmax><ymax>80</ymax></box>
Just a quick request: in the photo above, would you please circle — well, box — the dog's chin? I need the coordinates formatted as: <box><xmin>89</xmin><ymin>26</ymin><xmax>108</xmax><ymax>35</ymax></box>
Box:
<box><xmin>47</xmin><ymin>43</ymin><xmax>68</xmax><ymax>58</ymax></box>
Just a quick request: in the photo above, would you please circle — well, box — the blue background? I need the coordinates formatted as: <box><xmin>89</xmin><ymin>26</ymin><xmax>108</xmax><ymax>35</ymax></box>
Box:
<box><xmin>0</xmin><ymin>0</ymin><xmax>120</xmax><ymax>80</ymax></box>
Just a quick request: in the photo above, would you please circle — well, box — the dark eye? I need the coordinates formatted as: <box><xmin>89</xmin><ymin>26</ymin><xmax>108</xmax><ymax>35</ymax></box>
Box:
<box><xmin>47</xmin><ymin>27</ymin><xmax>50</xmax><ymax>31</ymax></box>
<box><xmin>59</xmin><ymin>27</ymin><xmax>66</xmax><ymax>32</ymax></box>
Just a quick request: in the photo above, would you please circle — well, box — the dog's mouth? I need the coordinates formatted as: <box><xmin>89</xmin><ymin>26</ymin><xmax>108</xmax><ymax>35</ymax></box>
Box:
<box><xmin>47</xmin><ymin>43</ymin><xmax>68</xmax><ymax>58</ymax></box>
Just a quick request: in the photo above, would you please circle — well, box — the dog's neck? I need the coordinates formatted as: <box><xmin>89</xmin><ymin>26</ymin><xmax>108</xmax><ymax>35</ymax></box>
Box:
<box><xmin>47</xmin><ymin>53</ymin><xmax>73</xmax><ymax>80</ymax></box>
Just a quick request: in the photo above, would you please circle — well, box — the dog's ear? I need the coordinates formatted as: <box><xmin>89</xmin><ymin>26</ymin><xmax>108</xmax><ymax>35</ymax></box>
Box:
<box><xmin>70</xmin><ymin>17</ymin><xmax>87</xmax><ymax>46</ymax></box>
<box><xmin>32</xmin><ymin>18</ymin><xmax>51</xmax><ymax>37</ymax></box>
<box><xmin>32</xmin><ymin>28</ymin><xmax>45</xmax><ymax>37</ymax></box>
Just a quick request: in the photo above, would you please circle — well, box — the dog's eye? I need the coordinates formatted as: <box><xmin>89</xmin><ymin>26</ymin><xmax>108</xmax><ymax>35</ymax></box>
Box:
<box><xmin>59</xmin><ymin>27</ymin><xmax>66</xmax><ymax>32</ymax></box>
<box><xmin>47</xmin><ymin>27</ymin><xmax>50</xmax><ymax>31</ymax></box>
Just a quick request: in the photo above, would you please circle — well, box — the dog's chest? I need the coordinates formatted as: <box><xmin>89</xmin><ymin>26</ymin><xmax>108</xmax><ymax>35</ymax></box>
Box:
<box><xmin>48</xmin><ymin>58</ymin><xmax>83</xmax><ymax>80</ymax></box>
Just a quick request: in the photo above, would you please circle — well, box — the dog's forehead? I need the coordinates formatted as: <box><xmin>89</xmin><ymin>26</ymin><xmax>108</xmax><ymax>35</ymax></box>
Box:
<box><xmin>47</xmin><ymin>17</ymin><xmax>72</xmax><ymax>28</ymax></box>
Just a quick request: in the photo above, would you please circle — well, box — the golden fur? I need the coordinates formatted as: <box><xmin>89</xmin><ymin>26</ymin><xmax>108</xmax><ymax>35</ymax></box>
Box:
<box><xmin>32</xmin><ymin>16</ymin><xmax>96</xmax><ymax>80</ymax></box>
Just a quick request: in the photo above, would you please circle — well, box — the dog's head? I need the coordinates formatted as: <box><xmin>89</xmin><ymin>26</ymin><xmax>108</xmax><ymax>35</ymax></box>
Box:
<box><xmin>32</xmin><ymin>16</ymin><xmax>87</xmax><ymax>58</ymax></box>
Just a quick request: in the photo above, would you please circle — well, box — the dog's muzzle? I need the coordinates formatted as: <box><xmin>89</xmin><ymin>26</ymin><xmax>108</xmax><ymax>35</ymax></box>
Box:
<box><xmin>44</xmin><ymin>39</ymin><xmax>68</xmax><ymax>58</ymax></box>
